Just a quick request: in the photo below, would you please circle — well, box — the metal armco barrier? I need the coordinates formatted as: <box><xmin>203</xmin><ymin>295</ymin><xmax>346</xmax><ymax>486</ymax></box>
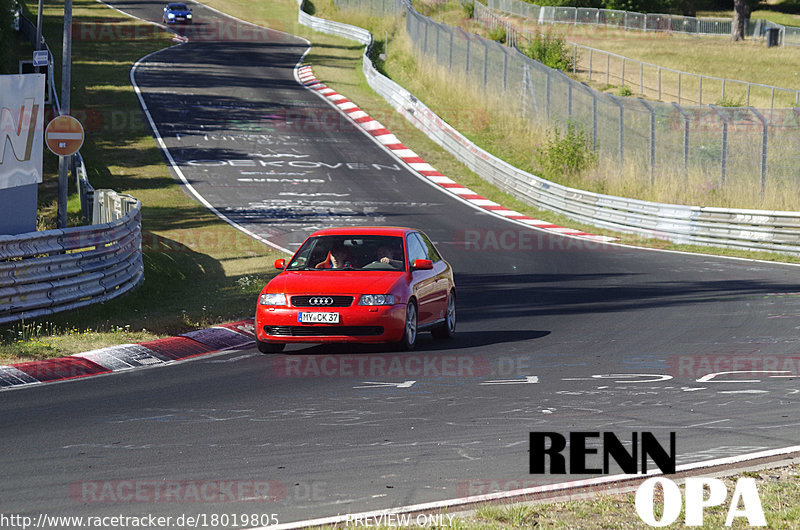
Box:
<box><xmin>299</xmin><ymin>3</ymin><xmax>800</xmax><ymax>255</ymax></box>
<box><xmin>0</xmin><ymin>191</ymin><xmax>144</xmax><ymax>325</ymax></box>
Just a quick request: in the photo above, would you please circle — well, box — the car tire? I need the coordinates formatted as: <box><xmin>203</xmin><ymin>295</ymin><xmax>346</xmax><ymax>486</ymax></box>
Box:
<box><xmin>398</xmin><ymin>300</ymin><xmax>418</xmax><ymax>351</ymax></box>
<box><xmin>257</xmin><ymin>340</ymin><xmax>285</xmax><ymax>354</ymax></box>
<box><xmin>431</xmin><ymin>291</ymin><xmax>456</xmax><ymax>339</ymax></box>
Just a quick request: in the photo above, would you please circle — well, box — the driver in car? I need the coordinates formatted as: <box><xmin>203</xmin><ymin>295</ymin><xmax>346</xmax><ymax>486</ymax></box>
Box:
<box><xmin>376</xmin><ymin>244</ymin><xmax>403</xmax><ymax>269</ymax></box>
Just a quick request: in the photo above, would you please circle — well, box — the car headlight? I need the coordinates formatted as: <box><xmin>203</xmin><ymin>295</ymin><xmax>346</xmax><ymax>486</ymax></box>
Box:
<box><xmin>358</xmin><ymin>294</ymin><xmax>396</xmax><ymax>306</ymax></box>
<box><xmin>167</xmin><ymin>13</ymin><xmax>175</xmax><ymax>18</ymax></box>
<box><xmin>259</xmin><ymin>293</ymin><xmax>287</xmax><ymax>306</ymax></box>
<box><xmin>186</xmin><ymin>13</ymin><xmax>192</xmax><ymax>18</ymax></box>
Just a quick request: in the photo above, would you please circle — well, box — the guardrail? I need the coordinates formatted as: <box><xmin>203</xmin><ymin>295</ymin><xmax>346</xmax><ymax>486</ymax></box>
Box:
<box><xmin>299</xmin><ymin>1</ymin><xmax>800</xmax><ymax>255</ymax></box>
<box><xmin>0</xmin><ymin>191</ymin><xmax>144</xmax><ymax>325</ymax></box>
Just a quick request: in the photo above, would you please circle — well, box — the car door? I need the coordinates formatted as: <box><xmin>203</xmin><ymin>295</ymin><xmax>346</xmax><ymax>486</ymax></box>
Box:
<box><xmin>416</xmin><ymin>232</ymin><xmax>450</xmax><ymax>321</ymax></box>
<box><xmin>407</xmin><ymin>232</ymin><xmax>438</xmax><ymax>324</ymax></box>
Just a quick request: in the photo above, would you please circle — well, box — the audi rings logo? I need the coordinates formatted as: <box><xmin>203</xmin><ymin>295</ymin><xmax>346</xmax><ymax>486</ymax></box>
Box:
<box><xmin>309</xmin><ymin>297</ymin><xmax>334</xmax><ymax>306</ymax></box>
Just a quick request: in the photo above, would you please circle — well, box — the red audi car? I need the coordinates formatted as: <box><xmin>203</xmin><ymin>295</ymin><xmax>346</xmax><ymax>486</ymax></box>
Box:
<box><xmin>255</xmin><ymin>227</ymin><xmax>456</xmax><ymax>353</ymax></box>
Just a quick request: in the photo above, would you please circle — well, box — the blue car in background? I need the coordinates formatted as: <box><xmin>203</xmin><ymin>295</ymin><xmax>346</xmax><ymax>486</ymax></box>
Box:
<box><xmin>162</xmin><ymin>3</ymin><xmax>193</xmax><ymax>24</ymax></box>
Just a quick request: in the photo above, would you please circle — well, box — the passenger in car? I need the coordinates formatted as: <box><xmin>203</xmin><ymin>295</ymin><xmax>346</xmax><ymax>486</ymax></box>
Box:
<box><xmin>315</xmin><ymin>242</ymin><xmax>353</xmax><ymax>269</ymax></box>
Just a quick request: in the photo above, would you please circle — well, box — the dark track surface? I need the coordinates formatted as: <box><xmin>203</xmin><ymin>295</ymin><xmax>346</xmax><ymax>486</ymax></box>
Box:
<box><xmin>2</xmin><ymin>1</ymin><xmax>799</xmax><ymax>525</ymax></box>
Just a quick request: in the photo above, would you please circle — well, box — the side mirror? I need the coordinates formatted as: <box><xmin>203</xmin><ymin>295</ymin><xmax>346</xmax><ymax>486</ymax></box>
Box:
<box><xmin>274</xmin><ymin>258</ymin><xmax>286</xmax><ymax>270</ymax></box>
<box><xmin>412</xmin><ymin>259</ymin><xmax>433</xmax><ymax>271</ymax></box>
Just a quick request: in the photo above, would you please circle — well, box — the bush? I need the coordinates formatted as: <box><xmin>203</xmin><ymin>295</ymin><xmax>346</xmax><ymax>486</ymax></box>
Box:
<box><xmin>462</xmin><ymin>0</ymin><xmax>475</xmax><ymax>18</ymax></box>
<box><xmin>524</xmin><ymin>31</ymin><xmax>574</xmax><ymax>72</ymax></box>
<box><xmin>715</xmin><ymin>95</ymin><xmax>746</xmax><ymax>107</ymax></box>
<box><xmin>617</xmin><ymin>85</ymin><xmax>632</xmax><ymax>96</ymax></box>
<box><xmin>487</xmin><ymin>25</ymin><xmax>507</xmax><ymax>43</ymax></box>
<box><xmin>534</xmin><ymin>122</ymin><xmax>597</xmax><ymax>178</ymax></box>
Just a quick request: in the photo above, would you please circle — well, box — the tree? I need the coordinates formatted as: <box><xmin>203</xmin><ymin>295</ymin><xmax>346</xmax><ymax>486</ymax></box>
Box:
<box><xmin>732</xmin><ymin>0</ymin><xmax>759</xmax><ymax>41</ymax></box>
<box><xmin>0</xmin><ymin>0</ymin><xmax>16</xmax><ymax>73</ymax></box>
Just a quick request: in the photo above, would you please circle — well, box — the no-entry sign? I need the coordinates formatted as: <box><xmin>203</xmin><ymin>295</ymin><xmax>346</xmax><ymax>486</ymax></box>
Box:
<box><xmin>45</xmin><ymin>115</ymin><xmax>84</xmax><ymax>157</ymax></box>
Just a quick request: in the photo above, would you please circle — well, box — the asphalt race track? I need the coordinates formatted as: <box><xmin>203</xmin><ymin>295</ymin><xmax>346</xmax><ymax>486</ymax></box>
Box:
<box><xmin>1</xmin><ymin>1</ymin><xmax>799</xmax><ymax>525</ymax></box>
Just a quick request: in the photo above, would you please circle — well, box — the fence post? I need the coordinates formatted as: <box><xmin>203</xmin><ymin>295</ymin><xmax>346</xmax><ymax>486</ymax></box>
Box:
<box><xmin>545</xmin><ymin>70</ymin><xmax>551</xmax><ymax>119</ymax></box>
<box><xmin>749</xmin><ymin>107</ymin><xmax>768</xmax><ymax>198</ymax></box>
<box><xmin>746</xmin><ymin>83</ymin><xmax>751</xmax><ymax>106</ymax></box>
<box><xmin>435</xmin><ymin>22</ymin><xmax>440</xmax><ymax>63</ymax></box>
<box><xmin>466</xmin><ymin>32</ymin><xmax>471</xmax><ymax>77</ymax></box>
<box><xmin>640</xmin><ymin>62</ymin><xmax>643</xmax><ymax>95</ymax></box>
<box><xmin>722</xmin><ymin>79</ymin><xmax>726</xmax><ymax>101</ymax></box>
<box><xmin>568</xmin><ymin>81</ymin><xmax>573</xmax><ymax>117</ymax></box>
<box><xmin>592</xmin><ymin>87</ymin><xmax>598</xmax><ymax>151</ymax></box>
<box><xmin>658</xmin><ymin>67</ymin><xmax>662</xmax><ymax>100</ymax></box>
<box><xmin>639</xmin><ymin>98</ymin><xmax>656</xmax><ymax>184</ymax></box>
<box><xmin>573</xmin><ymin>43</ymin><xmax>577</xmax><ymax>75</ymax></box>
<box><xmin>698</xmin><ymin>76</ymin><xmax>702</xmax><ymax>105</ymax></box>
<box><xmin>610</xmin><ymin>94</ymin><xmax>624</xmax><ymax>164</ymax></box>
<box><xmin>770</xmin><ymin>87</ymin><xmax>775</xmax><ymax>115</ymax></box>
<box><xmin>588</xmin><ymin>48</ymin><xmax>593</xmax><ymax>81</ymax></box>
<box><xmin>678</xmin><ymin>72</ymin><xmax>681</xmax><ymax>104</ymax></box>
<box><xmin>503</xmin><ymin>46</ymin><xmax>508</xmax><ymax>90</ymax></box>
<box><xmin>449</xmin><ymin>27</ymin><xmax>454</xmax><ymax>69</ymax></box>
<box><xmin>606</xmin><ymin>53</ymin><xmax>610</xmax><ymax>85</ymax></box>
<box><xmin>621</xmin><ymin>57</ymin><xmax>625</xmax><ymax>87</ymax></box>
<box><xmin>671</xmin><ymin>102</ymin><xmax>690</xmax><ymax>174</ymax></box>
<box><xmin>710</xmin><ymin>105</ymin><xmax>729</xmax><ymax>185</ymax></box>
<box><xmin>483</xmin><ymin>40</ymin><xmax>489</xmax><ymax>89</ymax></box>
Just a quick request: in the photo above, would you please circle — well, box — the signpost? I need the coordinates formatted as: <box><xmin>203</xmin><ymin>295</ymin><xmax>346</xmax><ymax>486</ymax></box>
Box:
<box><xmin>33</xmin><ymin>50</ymin><xmax>48</xmax><ymax>67</ymax></box>
<box><xmin>45</xmin><ymin>115</ymin><xmax>84</xmax><ymax>157</ymax></box>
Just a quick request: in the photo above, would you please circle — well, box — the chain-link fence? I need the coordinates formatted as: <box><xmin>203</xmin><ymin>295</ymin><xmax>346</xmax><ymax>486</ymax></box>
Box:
<box><xmin>473</xmin><ymin>2</ymin><xmax>800</xmax><ymax>110</ymax></box>
<box><xmin>486</xmin><ymin>0</ymin><xmax>799</xmax><ymax>47</ymax></box>
<box><xmin>334</xmin><ymin>0</ymin><xmax>800</xmax><ymax>200</ymax></box>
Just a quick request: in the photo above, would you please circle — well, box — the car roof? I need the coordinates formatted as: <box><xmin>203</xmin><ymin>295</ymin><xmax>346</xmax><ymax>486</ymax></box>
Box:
<box><xmin>307</xmin><ymin>226</ymin><xmax>415</xmax><ymax>238</ymax></box>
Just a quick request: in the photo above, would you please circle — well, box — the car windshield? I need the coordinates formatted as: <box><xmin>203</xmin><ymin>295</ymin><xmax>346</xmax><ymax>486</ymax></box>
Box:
<box><xmin>168</xmin><ymin>3</ymin><xmax>188</xmax><ymax>10</ymax></box>
<box><xmin>287</xmin><ymin>235</ymin><xmax>406</xmax><ymax>271</ymax></box>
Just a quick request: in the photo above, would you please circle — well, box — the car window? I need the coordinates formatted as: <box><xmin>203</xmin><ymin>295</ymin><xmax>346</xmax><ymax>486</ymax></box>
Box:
<box><xmin>407</xmin><ymin>234</ymin><xmax>427</xmax><ymax>264</ymax></box>
<box><xmin>417</xmin><ymin>232</ymin><xmax>442</xmax><ymax>262</ymax></box>
<box><xmin>287</xmin><ymin>235</ymin><xmax>405</xmax><ymax>271</ymax></box>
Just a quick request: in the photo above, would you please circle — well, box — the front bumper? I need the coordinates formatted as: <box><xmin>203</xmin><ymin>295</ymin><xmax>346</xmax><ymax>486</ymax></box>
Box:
<box><xmin>256</xmin><ymin>304</ymin><xmax>406</xmax><ymax>344</ymax></box>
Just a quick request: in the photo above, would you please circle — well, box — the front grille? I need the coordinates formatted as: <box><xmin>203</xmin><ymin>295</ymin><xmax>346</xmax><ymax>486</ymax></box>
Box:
<box><xmin>264</xmin><ymin>326</ymin><xmax>384</xmax><ymax>337</ymax></box>
<box><xmin>291</xmin><ymin>295</ymin><xmax>354</xmax><ymax>308</ymax></box>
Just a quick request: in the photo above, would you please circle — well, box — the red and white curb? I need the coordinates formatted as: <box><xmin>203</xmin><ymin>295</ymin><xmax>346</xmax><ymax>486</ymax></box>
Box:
<box><xmin>296</xmin><ymin>65</ymin><xmax>616</xmax><ymax>244</ymax></box>
<box><xmin>0</xmin><ymin>320</ymin><xmax>256</xmax><ymax>390</ymax></box>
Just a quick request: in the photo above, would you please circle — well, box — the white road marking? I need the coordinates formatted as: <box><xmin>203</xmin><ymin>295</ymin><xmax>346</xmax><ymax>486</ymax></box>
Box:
<box><xmin>480</xmin><ymin>376</ymin><xmax>539</xmax><ymax>385</ymax></box>
<box><xmin>353</xmin><ymin>381</ymin><xmax>416</xmax><ymax>389</ymax></box>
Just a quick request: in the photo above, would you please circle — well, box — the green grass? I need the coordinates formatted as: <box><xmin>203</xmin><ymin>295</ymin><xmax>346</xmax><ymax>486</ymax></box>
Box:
<box><xmin>308</xmin><ymin>464</ymin><xmax>800</xmax><ymax>528</ymax></box>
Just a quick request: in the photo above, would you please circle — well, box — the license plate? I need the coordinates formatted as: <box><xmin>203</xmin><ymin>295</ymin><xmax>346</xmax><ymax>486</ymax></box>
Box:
<box><xmin>298</xmin><ymin>312</ymin><xmax>339</xmax><ymax>324</ymax></box>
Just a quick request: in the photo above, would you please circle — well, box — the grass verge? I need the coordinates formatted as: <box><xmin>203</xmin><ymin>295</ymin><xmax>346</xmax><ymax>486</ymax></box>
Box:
<box><xmin>465</xmin><ymin>464</ymin><xmax>800</xmax><ymax>528</ymax></box>
<box><xmin>316</xmin><ymin>464</ymin><xmax>800</xmax><ymax>528</ymax></box>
